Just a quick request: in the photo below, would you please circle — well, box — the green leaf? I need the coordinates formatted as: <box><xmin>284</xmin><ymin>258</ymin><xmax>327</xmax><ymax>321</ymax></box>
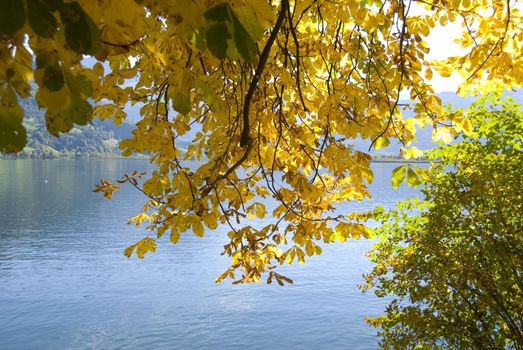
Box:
<box><xmin>35</xmin><ymin>51</ymin><xmax>54</xmax><ymax>69</ymax></box>
<box><xmin>372</xmin><ymin>205</ymin><xmax>385</xmax><ymax>220</ymax></box>
<box><xmin>374</xmin><ymin>137</ymin><xmax>390</xmax><ymax>150</ymax></box>
<box><xmin>231</xmin><ymin>12</ymin><xmax>256</xmax><ymax>62</ymax></box>
<box><xmin>173</xmin><ymin>92</ymin><xmax>190</xmax><ymax>115</ymax></box>
<box><xmin>407</xmin><ymin>167</ymin><xmax>421</xmax><ymax>187</ymax></box>
<box><xmin>35</xmin><ymin>83</ymin><xmax>68</xmax><ymax>108</ymax></box>
<box><xmin>204</xmin><ymin>3</ymin><xmax>230</xmax><ymax>22</ymax></box>
<box><xmin>42</xmin><ymin>0</ymin><xmax>63</xmax><ymax>10</ymax></box>
<box><xmin>5</xmin><ymin>68</ymin><xmax>15</xmax><ymax>80</ymax></box>
<box><xmin>206</xmin><ymin>23</ymin><xmax>231</xmax><ymax>59</ymax></box>
<box><xmin>60</xmin><ymin>2</ymin><xmax>101</xmax><ymax>54</ymax></box>
<box><xmin>194</xmin><ymin>30</ymin><xmax>207</xmax><ymax>52</ymax></box>
<box><xmin>196</xmin><ymin>78</ymin><xmax>222</xmax><ymax>113</ymax></box>
<box><xmin>27</xmin><ymin>0</ymin><xmax>58</xmax><ymax>38</ymax></box>
<box><xmin>0</xmin><ymin>86</ymin><xmax>27</xmax><ymax>153</ymax></box>
<box><xmin>391</xmin><ymin>165</ymin><xmax>407</xmax><ymax>188</ymax></box>
<box><xmin>202</xmin><ymin>3</ymin><xmax>256</xmax><ymax>61</ymax></box>
<box><xmin>64</xmin><ymin>71</ymin><xmax>93</xmax><ymax>97</ymax></box>
<box><xmin>0</xmin><ymin>0</ymin><xmax>25</xmax><ymax>35</ymax></box>
<box><xmin>45</xmin><ymin>96</ymin><xmax>93</xmax><ymax>136</ymax></box>
<box><xmin>69</xmin><ymin>97</ymin><xmax>93</xmax><ymax>125</ymax></box>
<box><xmin>0</xmin><ymin>117</ymin><xmax>27</xmax><ymax>153</ymax></box>
<box><xmin>43</xmin><ymin>63</ymin><xmax>64</xmax><ymax>91</ymax></box>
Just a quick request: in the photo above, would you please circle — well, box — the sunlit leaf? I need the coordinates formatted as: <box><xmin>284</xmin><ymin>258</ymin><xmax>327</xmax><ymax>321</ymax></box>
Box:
<box><xmin>407</xmin><ymin>167</ymin><xmax>421</xmax><ymax>187</ymax></box>
<box><xmin>391</xmin><ymin>165</ymin><xmax>407</xmax><ymax>188</ymax></box>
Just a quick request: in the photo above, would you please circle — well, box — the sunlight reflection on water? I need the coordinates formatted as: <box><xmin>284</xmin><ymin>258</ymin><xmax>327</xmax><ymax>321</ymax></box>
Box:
<box><xmin>0</xmin><ymin>159</ymin><xmax>420</xmax><ymax>350</ymax></box>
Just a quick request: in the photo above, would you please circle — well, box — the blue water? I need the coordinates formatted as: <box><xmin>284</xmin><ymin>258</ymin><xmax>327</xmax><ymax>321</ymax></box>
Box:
<box><xmin>0</xmin><ymin>160</ymin><xmax>418</xmax><ymax>350</ymax></box>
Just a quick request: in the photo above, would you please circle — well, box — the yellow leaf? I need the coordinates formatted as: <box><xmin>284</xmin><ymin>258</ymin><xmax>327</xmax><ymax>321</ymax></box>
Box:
<box><xmin>433</xmin><ymin>127</ymin><xmax>453</xmax><ymax>144</ymax></box>
<box><xmin>402</xmin><ymin>146</ymin><xmax>424</xmax><ymax>160</ymax></box>
<box><xmin>170</xmin><ymin>228</ymin><xmax>180</xmax><ymax>244</ymax></box>
<box><xmin>192</xmin><ymin>220</ymin><xmax>204</xmax><ymax>237</ymax></box>
<box><xmin>135</xmin><ymin>238</ymin><xmax>157</xmax><ymax>259</ymax></box>
<box><xmin>255</xmin><ymin>203</ymin><xmax>267</xmax><ymax>219</ymax></box>
<box><xmin>305</xmin><ymin>241</ymin><xmax>314</xmax><ymax>256</ymax></box>
<box><xmin>424</xmin><ymin>67</ymin><xmax>433</xmax><ymax>80</ymax></box>
<box><xmin>407</xmin><ymin>167</ymin><xmax>421</xmax><ymax>187</ymax></box>
<box><xmin>203</xmin><ymin>212</ymin><xmax>218</xmax><ymax>229</ymax></box>
<box><xmin>296</xmin><ymin>248</ymin><xmax>305</xmax><ymax>264</ymax></box>
<box><xmin>124</xmin><ymin>244</ymin><xmax>136</xmax><ymax>258</ymax></box>
<box><xmin>35</xmin><ymin>86</ymin><xmax>68</xmax><ymax>108</ymax></box>
<box><xmin>392</xmin><ymin>165</ymin><xmax>407</xmax><ymax>188</ymax></box>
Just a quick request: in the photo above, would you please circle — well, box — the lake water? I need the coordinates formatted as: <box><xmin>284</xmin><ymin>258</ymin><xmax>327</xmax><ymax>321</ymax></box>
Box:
<box><xmin>0</xmin><ymin>160</ymin><xmax>419</xmax><ymax>350</ymax></box>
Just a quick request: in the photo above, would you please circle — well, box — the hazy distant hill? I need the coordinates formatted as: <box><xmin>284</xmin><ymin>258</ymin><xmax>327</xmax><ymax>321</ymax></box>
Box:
<box><xmin>2</xmin><ymin>98</ymin><xmax>135</xmax><ymax>159</ymax></box>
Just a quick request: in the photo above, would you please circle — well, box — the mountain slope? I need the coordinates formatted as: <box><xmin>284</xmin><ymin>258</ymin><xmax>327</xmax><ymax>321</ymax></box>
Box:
<box><xmin>2</xmin><ymin>98</ymin><xmax>135</xmax><ymax>159</ymax></box>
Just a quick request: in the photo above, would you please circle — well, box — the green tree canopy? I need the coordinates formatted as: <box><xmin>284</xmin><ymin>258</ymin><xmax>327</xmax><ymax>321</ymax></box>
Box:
<box><xmin>363</xmin><ymin>98</ymin><xmax>523</xmax><ymax>349</ymax></box>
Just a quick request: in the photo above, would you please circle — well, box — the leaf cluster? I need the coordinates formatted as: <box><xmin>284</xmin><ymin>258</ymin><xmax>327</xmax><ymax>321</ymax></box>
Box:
<box><xmin>2</xmin><ymin>0</ymin><xmax>523</xmax><ymax>284</ymax></box>
<box><xmin>363</xmin><ymin>98</ymin><xmax>523</xmax><ymax>349</ymax></box>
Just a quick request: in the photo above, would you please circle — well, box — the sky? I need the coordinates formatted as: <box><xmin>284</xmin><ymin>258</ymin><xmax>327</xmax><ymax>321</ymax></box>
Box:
<box><xmin>425</xmin><ymin>21</ymin><xmax>465</xmax><ymax>93</ymax></box>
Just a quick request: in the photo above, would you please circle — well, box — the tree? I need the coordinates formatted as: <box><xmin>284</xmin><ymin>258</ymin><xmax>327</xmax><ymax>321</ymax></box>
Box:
<box><xmin>1</xmin><ymin>0</ymin><xmax>522</xmax><ymax>283</ymax></box>
<box><xmin>362</xmin><ymin>98</ymin><xmax>523</xmax><ymax>349</ymax></box>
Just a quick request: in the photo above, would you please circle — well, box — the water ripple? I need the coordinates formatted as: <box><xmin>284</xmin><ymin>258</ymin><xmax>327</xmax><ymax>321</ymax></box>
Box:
<box><xmin>0</xmin><ymin>160</ymin><xmax>418</xmax><ymax>350</ymax></box>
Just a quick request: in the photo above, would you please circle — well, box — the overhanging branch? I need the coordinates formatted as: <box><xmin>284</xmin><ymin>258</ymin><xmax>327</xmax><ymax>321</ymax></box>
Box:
<box><xmin>240</xmin><ymin>0</ymin><xmax>289</xmax><ymax>148</ymax></box>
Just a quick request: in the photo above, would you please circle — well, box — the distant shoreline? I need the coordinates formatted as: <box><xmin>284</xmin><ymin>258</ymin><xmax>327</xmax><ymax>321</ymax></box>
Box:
<box><xmin>1</xmin><ymin>156</ymin><xmax>430</xmax><ymax>164</ymax></box>
<box><xmin>370</xmin><ymin>159</ymin><xmax>429</xmax><ymax>164</ymax></box>
<box><xmin>0</xmin><ymin>155</ymin><xmax>149</xmax><ymax>160</ymax></box>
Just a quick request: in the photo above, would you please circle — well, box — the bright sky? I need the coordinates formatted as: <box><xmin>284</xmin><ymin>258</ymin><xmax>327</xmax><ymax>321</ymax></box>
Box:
<box><xmin>425</xmin><ymin>21</ymin><xmax>466</xmax><ymax>93</ymax></box>
<box><xmin>418</xmin><ymin>0</ymin><xmax>523</xmax><ymax>92</ymax></box>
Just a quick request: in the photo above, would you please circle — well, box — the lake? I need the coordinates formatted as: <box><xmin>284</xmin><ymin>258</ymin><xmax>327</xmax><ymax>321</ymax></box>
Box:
<box><xmin>0</xmin><ymin>160</ymin><xmax>419</xmax><ymax>350</ymax></box>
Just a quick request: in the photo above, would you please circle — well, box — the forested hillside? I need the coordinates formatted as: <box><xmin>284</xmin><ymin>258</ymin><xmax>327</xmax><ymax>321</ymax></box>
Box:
<box><xmin>2</xmin><ymin>98</ymin><xmax>135</xmax><ymax>159</ymax></box>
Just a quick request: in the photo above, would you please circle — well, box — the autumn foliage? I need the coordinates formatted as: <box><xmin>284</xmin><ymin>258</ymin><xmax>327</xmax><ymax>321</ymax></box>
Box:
<box><xmin>1</xmin><ymin>0</ymin><xmax>522</xmax><ymax>285</ymax></box>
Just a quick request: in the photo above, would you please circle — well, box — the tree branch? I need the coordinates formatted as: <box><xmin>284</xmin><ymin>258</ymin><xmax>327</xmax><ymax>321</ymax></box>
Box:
<box><xmin>240</xmin><ymin>0</ymin><xmax>289</xmax><ymax>148</ymax></box>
